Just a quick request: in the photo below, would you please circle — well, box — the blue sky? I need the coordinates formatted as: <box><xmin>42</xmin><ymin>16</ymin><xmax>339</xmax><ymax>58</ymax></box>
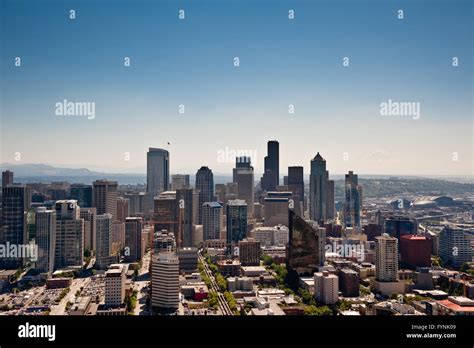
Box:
<box><xmin>1</xmin><ymin>0</ymin><xmax>472</xmax><ymax>176</ymax></box>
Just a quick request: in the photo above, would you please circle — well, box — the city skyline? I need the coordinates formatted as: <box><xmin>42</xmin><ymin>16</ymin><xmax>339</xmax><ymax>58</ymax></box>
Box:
<box><xmin>1</xmin><ymin>0</ymin><xmax>472</xmax><ymax>176</ymax></box>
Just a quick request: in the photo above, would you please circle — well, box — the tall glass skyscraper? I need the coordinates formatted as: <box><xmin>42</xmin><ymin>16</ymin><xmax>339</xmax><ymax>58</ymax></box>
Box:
<box><xmin>195</xmin><ymin>166</ymin><xmax>214</xmax><ymax>224</ymax></box>
<box><xmin>309</xmin><ymin>153</ymin><xmax>327</xmax><ymax>222</ymax></box>
<box><xmin>70</xmin><ymin>184</ymin><xmax>93</xmax><ymax>208</ymax></box>
<box><xmin>1</xmin><ymin>185</ymin><xmax>31</xmax><ymax>269</ymax></box>
<box><xmin>260</xmin><ymin>140</ymin><xmax>279</xmax><ymax>192</ymax></box>
<box><xmin>343</xmin><ymin>171</ymin><xmax>362</xmax><ymax>228</ymax></box>
<box><xmin>226</xmin><ymin>199</ymin><xmax>247</xmax><ymax>253</ymax></box>
<box><xmin>147</xmin><ymin>148</ymin><xmax>170</xmax><ymax>208</ymax></box>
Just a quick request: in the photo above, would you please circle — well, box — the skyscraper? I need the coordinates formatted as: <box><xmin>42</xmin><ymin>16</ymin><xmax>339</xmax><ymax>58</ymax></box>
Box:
<box><xmin>439</xmin><ymin>226</ymin><xmax>473</xmax><ymax>268</ymax></box>
<box><xmin>96</xmin><ymin>213</ymin><xmax>113</xmax><ymax>270</ymax></box>
<box><xmin>202</xmin><ymin>202</ymin><xmax>223</xmax><ymax>241</ymax></box>
<box><xmin>195</xmin><ymin>166</ymin><xmax>214</xmax><ymax>224</ymax></box>
<box><xmin>226</xmin><ymin>199</ymin><xmax>248</xmax><ymax>252</ymax></box>
<box><xmin>384</xmin><ymin>216</ymin><xmax>417</xmax><ymax>240</ymax></box>
<box><xmin>54</xmin><ymin>200</ymin><xmax>84</xmax><ymax>269</ymax></box>
<box><xmin>104</xmin><ymin>264</ymin><xmax>127</xmax><ymax>307</ymax></box>
<box><xmin>1</xmin><ymin>185</ymin><xmax>31</xmax><ymax>269</ymax></box>
<box><xmin>326</xmin><ymin>178</ymin><xmax>335</xmax><ymax>220</ymax></box>
<box><xmin>147</xmin><ymin>148</ymin><xmax>170</xmax><ymax>208</ymax></box>
<box><xmin>238</xmin><ymin>238</ymin><xmax>261</xmax><ymax>266</ymax></box>
<box><xmin>116</xmin><ymin>197</ymin><xmax>129</xmax><ymax>223</ymax></box>
<box><xmin>151</xmin><ymin>251</ymin><xmax>180</xmax><ymax>312</ymax></box>
<box><xmin>171</xmin><ymin>174</ymin><xmax>190</xmax><ymax>190</ymax></box>
<box><xmin>92</xmin><ymin>180</ymin><xmax>118</xmax><ymax>220</ymax></box>
<box><xmin>309</xmin><ymin>153</ymin><xmax>327</xmax><ymax>222</ymax></box>
<box><xmin>70</xmin><ymin>184</ymin><xmax>93</xmax><ymax>208</ymax></box>
<box><xmin>287</xmin><ymin>210</ymin><xmax>326</xmax><ymax>276</ymax></box>
<box><xmin>154</xmin><ymin>191</ymin><xmax>178</xmax><ymax>236</ymax></box>
<box><xmin>124</xmin><ymin>217</ymin><xmax>143</xmax><ymax>262</ymax></box>
<box><xmin>233</xmin><ymin>156</ymin><xmax>252</xmax><ymax>183</ymax></box>
<box><xmin>176</xmin><ymin>188</ymin><xmax>193</xmax><ymax>247</ymax></box>
<box><xmin>35</xmin><ymin>207</ymin><xmax>56</xmax><ymax>274</ymax></box>
<box><xmin>375</xmin><ymin>234</ymin><xmax>398</xmax><ymax>282</ymax></box>
<box><xmin>343</xmin><ymin>171</ymin><xmax>362</xmax><ymax>228</ymax></box>
<box><xmin>260</xmin><ymin>140</ymin><xmax>279</xmax><ymax>192</ymax></box>
<box><xmin>287</xmin><ymin>166</ymin><xmax>304</xmax><ymax>213</ymax></box>
<box><xmin>235</xmin><ymin>166</ymin><xmax>254</xmax><ymax>218</ymax></box>
<box><xmin>80</xmin><ymin>207</ymin><xmax>97</xmax><ymax>252</ymax></box>
<box><xmin>2</xmin><ymin>170</ymin><xmax>14</xmax><ymax>187</ymax></box>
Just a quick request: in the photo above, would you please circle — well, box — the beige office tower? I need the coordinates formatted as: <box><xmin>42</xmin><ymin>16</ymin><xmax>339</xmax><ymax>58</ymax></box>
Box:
<box><xmin>263</xmin><ymin>196</ymin><xmax>288</xmax><ymax>227</ymax></box>
<box><xmin>151</xmin><ymin>251</ymin><xmax>180</xmax><ymax>311</ymax></box>
<box><xmin>192</xmin><ymin>190</ymin><xmax>199</xmax><ymax>225</ymax></box>
<box><xmin>236</xmin><ymin>168</ymin><xmax>254</xmax><ymax>218</ymax></box>
<box><xmin>238</xmin><ymin>238</ymin><xmax>261</xmax><ymax>266</ymax></box>
<box><xmin>215</xmin><ymin>184</ymin><xmax>226</xmax><ymax>203</ymax></box>
<box><xmin>105</xmin><ymin>264</ymin><xmax>127</xmax><ymax>307</ymax></box>
<box><xmin>116</xmin><ymin>197</ymin><xmax>129</xmax><ymax>223</ymax></box>
<box><xmin>154</xmin><ymin>191</ymin><xmax>178</xmax><ymax>236</ymax></box>
<box><xmin>35</xmin><ymin>207</ymin><xmax>56</xmax><ymax>274</ymax></box>
<box><xmin>111</xmin><ymin>221</ymin><xmax>125</xmax><ymax>256</ymax></box>
<box><xmin>193</xmin><ymin>224</ymin><xmax>203</xmax><ymax>246</ymax></box>
<box><xmin>375</xmin><ymin>234</ymin><xmax>399</xmax><ymax>282</ymax></box>
<box><xmin>54</xmin><ymin>200</ymin><xmax>84</xmax><ymax>269</ymax></box>
<box><xmin>171</xmin><ymin>174</ymin><xmax>190</xmax><ymax>190</ymax></box>
<box><xmin>93</xmin><ymin>180</ymin><xmax>118</xmax><ymax>220</ymax></box>
<box><xmin>80</xmin><ymin>207</ymin><xmax>97</xmax><ymax>252</ymax></box>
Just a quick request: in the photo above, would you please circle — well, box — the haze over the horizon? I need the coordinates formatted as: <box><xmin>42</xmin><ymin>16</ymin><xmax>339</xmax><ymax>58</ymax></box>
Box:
<box><xmin>1</xmin><ymin>0</ymin><xmax>472</xmax><ymax>176</ymax></box>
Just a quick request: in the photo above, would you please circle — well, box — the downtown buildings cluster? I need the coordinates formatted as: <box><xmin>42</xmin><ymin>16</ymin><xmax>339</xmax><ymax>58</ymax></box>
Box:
<box><xmin>0</xmin><ymin>141</ymin><xmax>473</xmax><ymax>316</ymax></box>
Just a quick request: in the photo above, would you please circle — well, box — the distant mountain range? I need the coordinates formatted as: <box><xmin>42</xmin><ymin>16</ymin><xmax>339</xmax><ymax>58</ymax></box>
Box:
<box><xmin>1</xmin><ymin>164</ymin><xmax>473</xmax><ymax>197</ymax></box>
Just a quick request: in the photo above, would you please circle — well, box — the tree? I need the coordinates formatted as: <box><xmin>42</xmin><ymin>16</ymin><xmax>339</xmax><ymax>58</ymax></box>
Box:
<box><xmin>460</xmin><ymin>262</ymin><xmax>470</xmax><ymax>273</ymax></box>
<box><xmin>304</xmin><ymin>305</ymin><xmax>333</xmax><ymax>316</ymax></box>
<box><xmin>208</xmin><ymin>292</ymin><xmax>219</xmax><ymax>309</ymax></box>
<box><xmin>336</xmin><ymin>299</ymin><xmax>351</xmax><ymax>311</ymax></box>
<box><xmin>215</xmin><ymin>273</ymin><xmax>227</xmax><ymax>292</ymax></box>
<box><xmin>298</xmin><ymin>289</ymin><xmax>315</xmax><ymax>305</ymax></box>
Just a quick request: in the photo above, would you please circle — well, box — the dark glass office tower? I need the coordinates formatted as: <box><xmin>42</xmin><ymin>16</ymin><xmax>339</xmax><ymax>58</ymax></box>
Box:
<box><xmin>70</xmin><ymin>184</ymin><xmax>93</xmax><ymax>208</ymax></box>
<box><xmin>288</xmin><ymin>166</ymin><xmax>304</xmax><ymax>209</ymax></box>
<box><xmin>147</xmin><ymin>148</ymin><xmax>170</xmax><ymax>209</ymax></box>
<box><xmin>309</xmin><ymin>153</ymin><xmax>327</xmax><ymax>222</ymax></box>
<box><xmin>195</xmin><ymin>166</ymin><xmax>214</xmax><ymax>224</ymax></box>
<box><xmin>260</xmin><ymin>140</ymin><xmax>279</xmax><ymax>191</ymax></box>
<box><xmin>1</xmin><ymin>185</ymin><xmax>31</xmax><ymax>269</ymax></box>
<box><xmin>176</xmin><ymin>188</ymin><xmax>194</xmax><ymax>247</ymax></box>
<box><xmin>226</xmin><ymin>199</ymin><xmax>248</xmax><ymax>253</ymax></box>
<box><xmin>2</xmin><ymin>170</ymin><xmax>14</xmax><ymax>187</ymax></box>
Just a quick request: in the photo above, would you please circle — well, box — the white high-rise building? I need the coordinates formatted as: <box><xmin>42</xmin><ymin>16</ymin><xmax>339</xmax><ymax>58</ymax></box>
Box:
<box><xmin>251</xmin><ymin>225</ymin><xmax>289</xmax><ymax>247</ymax></box>
<box><xmin>151</xmin><ymin>251</ymin><xmax>180</xmax><ymax>311</ymax></box>
<box><xmin>375</xmin><ymin>234</ymin><xmax>399</xmax><ymax>282</ymax></box>
<box><xmin>105</xmin><ymin>264</ymin><xmax>127</xmax><ymax>307</ymax></box>
<box><xmin>35</xmin><ymin>207</ymin><xmax>56</xmax><ymax>273</ymax></box>
<box><xmin>314</xmin><ymin>271</ymin><xmax>339</xmax><ymax>305</ymax></box>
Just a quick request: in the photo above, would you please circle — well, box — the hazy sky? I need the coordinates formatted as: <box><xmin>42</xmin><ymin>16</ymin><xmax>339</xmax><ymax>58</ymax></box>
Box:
<box><xmin>1</xmin><ymin>0</ymin><xmax>472</xmax><ymax>176</ymax></box>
